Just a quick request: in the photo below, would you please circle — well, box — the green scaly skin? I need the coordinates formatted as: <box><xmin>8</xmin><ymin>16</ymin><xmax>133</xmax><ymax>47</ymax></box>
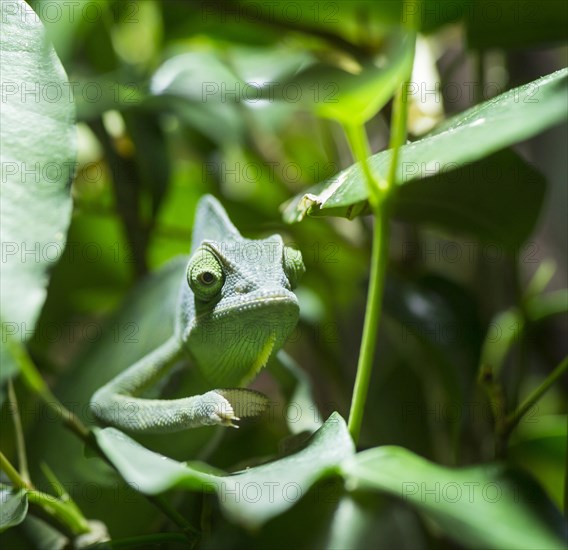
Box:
<box><xmin>90</xmin><ymin>195</ymin><xmax>305</xmax><ymax>434</ymax></box>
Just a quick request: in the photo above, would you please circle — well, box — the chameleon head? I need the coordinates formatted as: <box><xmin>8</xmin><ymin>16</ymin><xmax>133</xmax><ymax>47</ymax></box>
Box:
<box><xmin>178</xmin><ymin>196</ymin><xmax>305</xmax><ymax>387</ymax></box>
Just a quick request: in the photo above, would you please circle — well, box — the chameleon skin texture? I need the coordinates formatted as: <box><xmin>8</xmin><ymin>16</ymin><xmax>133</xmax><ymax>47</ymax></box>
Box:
<box><xmin>90</xmin><ymin>195</ymin><xmax>303</xmax><ymax>434</ymax></box>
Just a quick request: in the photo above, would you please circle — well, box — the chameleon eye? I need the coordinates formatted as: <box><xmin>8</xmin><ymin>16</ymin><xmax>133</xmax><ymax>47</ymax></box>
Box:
<box><xmin>199</xmin><ymin>271</ymin><xmax>215</xmax><ymax>285</ymax></box>
<box><xmin>283</xmin><ymin>246</ymin><xmax>305</xmax><ymax>289</ymax></box>
<box><xmin>187</xmin><ymin>248</ymin><xmax>225</xmax><ymax>300</ymax></box>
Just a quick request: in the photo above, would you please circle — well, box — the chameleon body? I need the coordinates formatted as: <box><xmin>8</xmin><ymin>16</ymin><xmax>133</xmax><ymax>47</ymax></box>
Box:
<box><xmin>90</xmin><ymin>195</ymin><xmax>304</xmax><ymax>433</ymax></box>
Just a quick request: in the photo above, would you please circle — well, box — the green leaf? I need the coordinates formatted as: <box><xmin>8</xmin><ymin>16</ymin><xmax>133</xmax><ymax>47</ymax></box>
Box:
<box><xmin>0</xmin><ymin>486</ymin><xmax>28</xmax><ymax>533</ymax></box>
<box><xmin>526</xmin><ymin>289</ymin><xmax>568</xmax><ymax>322</ymax></box>
<box><xmin>466</xmin><ymin>0</ymin><xmax>568</xmax><ymax>50</ymax></box>
<box><xmin>93</xmin><ymin>427</ymin><xmax>218</xmax><ymax>494</ymax></box>
<box><xmin>342</xmin><ymin>446</ymin><xmax>566</xmax><ymax>550</ymax></box>
<box><xmin>393</xmin><ymin>150</ymin><xmax>545</xmax><ymax>250</ymax></box>
<box><xmin>149</xmin><ymin>51</ymin><xmax>244</xmax><ymax>144</ymax></box>
<box><xmin>277</xmin><ymin>32</ymin><xmax>413</xmax><ymax>124</ymax></box>
<box><xmin>480</xmin><ymin>308</ymin><xmax>523</xmax><ymax>378</ymax></box>
<box><xmin>283</xmin><ymin>68</ymin><xmax>567</xmax><ymax>235</ymax></box>
<box><xmin>94</xmin><ymin>412</ymin><xmax>354</xmax><ymax>528</ymax></box>
<box><xmin>0</xmin><ymin>0</ymin><xmax>75</xmax><ymax>330</ymax></box>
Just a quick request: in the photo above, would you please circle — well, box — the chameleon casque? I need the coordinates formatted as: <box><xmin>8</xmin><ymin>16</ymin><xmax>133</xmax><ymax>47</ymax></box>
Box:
<box><xmin>90</xmin><ymin>195</ymin><xmax>304</xmax><ymax>433</ymax></box>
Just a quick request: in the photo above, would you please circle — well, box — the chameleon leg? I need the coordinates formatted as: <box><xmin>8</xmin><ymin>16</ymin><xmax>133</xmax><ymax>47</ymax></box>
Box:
<box><xmin>90</xmin><ymin>337</ymin><xmax>268</xmax><ymax>434</ymax></box>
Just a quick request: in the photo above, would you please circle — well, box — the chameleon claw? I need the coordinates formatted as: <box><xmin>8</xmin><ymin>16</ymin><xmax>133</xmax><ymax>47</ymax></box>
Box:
<box><xmin>219</xmin><ymin>413</ymin><xmax>240</xmax><ymax>428</ymax></box>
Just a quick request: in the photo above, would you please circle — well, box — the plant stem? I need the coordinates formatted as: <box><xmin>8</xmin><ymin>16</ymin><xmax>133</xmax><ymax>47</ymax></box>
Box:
<box><xmin>7</xmin><ymin>380</ymin><xmax>30</xmax><ymax>485</ymax></box>
<box><xmin>10</xmin><ymin>336</ymin><xmax>91</xmax><ymax>441</ymax></box>
<box><xmin>346</xmin><ymin>34</ymin><xmax>416</xmax><ymax>443</ymax></box>
<box><xmin>343</xmin><ymin>123</ymin><xmax>381</xmax><ymax>205</ymax></box>
<box><xmin>386</xmin><ymin>84</ymin><xmax>410</xmax><ymax>187</ymax></box>
<box><xmin>1</xmin><ymin>442</ymin><xmax>90</xmax><ymax>535</ymax></box>
<box><xmin>27</xmin><ymin>490</ymin><xmax>90</xmax><ymax>534</ymax></box>
<box><xmin>347</xmin><ymin>210</ymin><xmax>390</xmax><ymax>443</ymax></box>
<box><xmin>502</xmin><ymin>356</ymin><xmax>568</xmax><ymax>438</ymax></box>
<box><xmin>0</xmin><ymin>450</ymin><xmax>30</xmax><ymax>490</ymax></box>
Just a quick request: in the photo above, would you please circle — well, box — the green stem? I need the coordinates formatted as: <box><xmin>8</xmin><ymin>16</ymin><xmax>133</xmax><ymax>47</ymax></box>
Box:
<box><xmin>386</xmin><ymin>84</ymin><xmax>411</xmax><ymax>186</ymax></box>
<box><xmin>1</xmin><ymin>449</ymin><xmax>90</xmax><ymax>536</ymax></box>
<box><xmin>1</xmin><ymin>448</ymin><xmax>90</xmax><ymax>536</ymax></box>
<box><xmin>0</xmin><ymin>450</ymin><xmax>29</xmax><ymax>490</ymax></box>
<box><xmin>346</xmin><ymin>27</ymin><xmax>416</xmax><ymax>444</ymax></box>
<box><xmin>41</xmin><ymin>462</ymin><xmax>70</xmax><ymax>501</ymax></box>
<box><xmin>7</xmin><ymin>380</ymin><xmax>30</xmax><ymax>485</ymax></box>
<box><xmin>502</xmin><ymin>356</ymin><xmax>568</xmax><ymax>437</ymax></box>
<box><xmin>10</xmin><ymin>336</ymin><xmax>90</xmax><ymax>441</ymax></box>
<box><xmin>347</xmin><ymin>210</ymin><xmax>390</xmax><ymax>443</ymax></box>
<box><xmin>343</xmin><ymin>123</ymin><xmax>381</xmax><ymax>205</ymax></box>
<box><xmin>27</xmin><ymin>490</ymin><xmax>90</xmax><ymax>535</ymax></box>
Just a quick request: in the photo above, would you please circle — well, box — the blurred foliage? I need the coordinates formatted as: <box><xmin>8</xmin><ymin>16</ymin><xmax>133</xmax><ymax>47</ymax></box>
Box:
<box><xmin>1</xmin><ymin>0</ymin><xmax>567</xmax><ymax>548</ymax></box>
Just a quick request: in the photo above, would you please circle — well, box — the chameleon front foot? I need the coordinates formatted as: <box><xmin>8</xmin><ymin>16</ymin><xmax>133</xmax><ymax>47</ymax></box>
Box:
<box><xmin>195</xmin><ymin>389</ymin><xmax>269</xmax><ymax>428</ymax></box>
<box><xmin>215</xmin><ymin>389</ymin><xmax>269</xmax><ymax>426</ymax></box>
<box><xmin>199</xmin><ymin>390</ymin><xmax>240</xmax><ymax>428</ymax></box>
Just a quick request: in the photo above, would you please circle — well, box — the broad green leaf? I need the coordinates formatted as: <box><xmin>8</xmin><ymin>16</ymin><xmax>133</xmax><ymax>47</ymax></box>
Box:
<box><xmin>228</xmin><ymin>47</ymin><xmax>313</xmax><ymax>87</ymax></box>
<box><xmin>392</xmin><ymin>150</ymin><xmax>545</xmax><ymax>250</ymax></box>
<box><xmin>94</xmin><ymin>412</ymin><xmax>355</xmax><ymax>528</ymax></box>
<box><xmin>283</xmin><ymin>69</ymin><xmax>567</xmax><ymax>234</ymax></box>
<box><xmin>342</xmin><ymin>446</ymin><xmax>565</xmax><ymax>549</ymax></box>
<box><xmin>466</xmin><ymin>0</ymin><xmax>568</xmax><ymax>49</ymax></box>
<box><xmin>227</xmin><ymin>46</ymin><xmax>313</xmax><ymax>134</ymax></box>
<box><xmin>0</xmin><ymin>486</ymin><xmax>28</xmax><ymax>533</ymax></box>
<box><xmin>149</xmin><ymin>51</ymin><xmax>244</xmax><ymax>144</ymax></box>
<box><xmin>93</xmin><ymin>427</ymin><xmax>219</xmax><ymax>493</ymax></box>
<box><xmin>154</xmin><ymin>49</ymin><xmax>238</xmax><ymax>103</ymax></box>
<box><xmin>276</xmin><ymin>32</ymin><xmax>413</xmax><ymax>124</ymax></box>
<box><xmin>0</xmin><ymin>0</ymin><xmax>76</xmax><ymax>330</ymax></box>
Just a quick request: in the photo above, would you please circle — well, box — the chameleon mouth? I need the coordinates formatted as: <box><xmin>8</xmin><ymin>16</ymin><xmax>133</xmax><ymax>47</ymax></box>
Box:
<box><xmin>195</xmin><ymin>292</ymin><xmax>297</xmax><ymax>323</ymax></box>
<box><xmin>239</xmin><ymin>330</ymin><xmax>277</xmax><ymax>386</ymax></box>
